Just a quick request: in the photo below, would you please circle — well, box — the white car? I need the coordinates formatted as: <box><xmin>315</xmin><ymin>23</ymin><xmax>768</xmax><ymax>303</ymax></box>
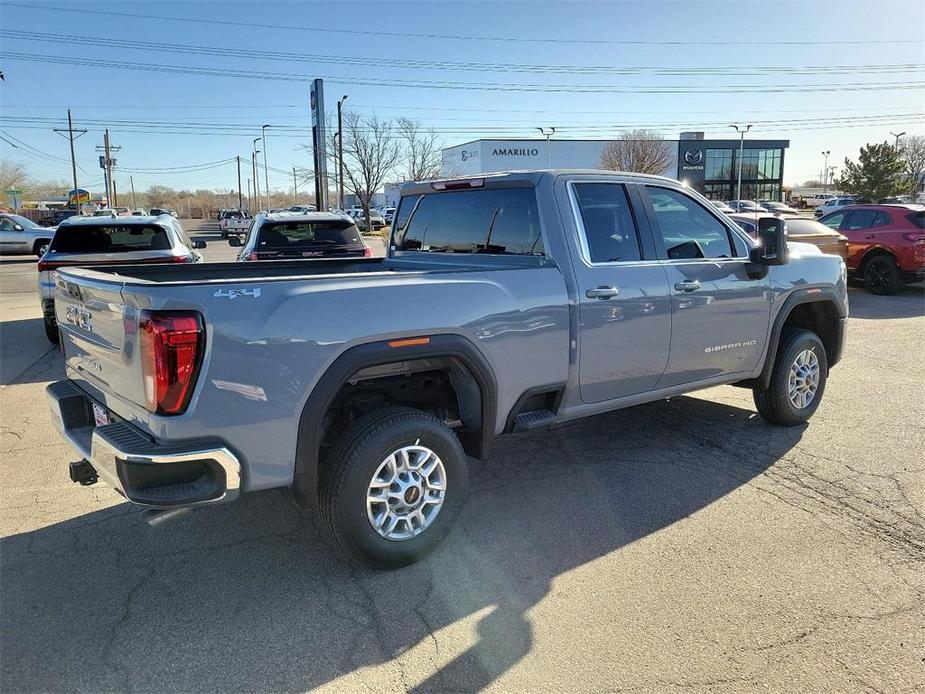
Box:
<box><xmin>814</xmin><ymin>197</ymin><xmax>857</xmax><ymax>218</ymax></box>
<box><xmin>0</xmin><ymin>213</ymin><xmax>56</xmax><ymax>256</ymax></box>
<box><xmin>804</xmin><ymin>193</ymin><xmax>836</xmax><ymax>208</ymax></box>
<box><xmin>287</xmin><ymin>204</ymin><xmax>317</xmax><ymax>215</ymax></box>
<box><xmin>112</xmin><ymin>206</ymin><xmax>132</xmax><ymax>217</ymax></box>
<box><xmin>131</xmin><ymin>208</ymin><xmax>148</xmax><ymax>216</ymax></box>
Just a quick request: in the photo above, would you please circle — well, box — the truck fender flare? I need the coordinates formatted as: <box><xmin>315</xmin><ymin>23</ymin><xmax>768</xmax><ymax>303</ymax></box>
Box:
<box><xmin>292</xmin><ymin>334</ymin><xmax>498</xmax><ymax>509</ymax></box>
<box><xmin>757</xmin><ymin>287</ymin><xmax>844</xmax><ymax>389</ymax></box>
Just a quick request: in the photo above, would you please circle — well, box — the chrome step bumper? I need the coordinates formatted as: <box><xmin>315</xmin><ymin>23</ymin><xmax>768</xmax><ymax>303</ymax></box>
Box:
<box><xmin>46</xmin><ymin>380</ymin><xmax>241</xmax><ymax>509</ymax></box>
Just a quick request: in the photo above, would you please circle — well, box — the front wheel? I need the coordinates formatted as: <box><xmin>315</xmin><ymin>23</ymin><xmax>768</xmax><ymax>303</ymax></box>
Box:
<box><xmin>34</xmin><ymin>239</ymin><xmax>51</xmax><ymax>257</ymax></box>
<box><xmin>753</xmin><ymin>328</ymin><xmax>827</xmax><ymax>426</ymax></box>
<box><xmin>318</xmin><ymin>407</ymin><xmax>468</xmax><ymax>568</ymax></box>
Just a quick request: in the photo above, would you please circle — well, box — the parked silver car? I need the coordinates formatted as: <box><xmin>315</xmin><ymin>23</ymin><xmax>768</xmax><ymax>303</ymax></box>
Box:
<box><xmin>0</xmin><ymin>214</ymin><xmax>56</xmax><ymax>256</ymax></box>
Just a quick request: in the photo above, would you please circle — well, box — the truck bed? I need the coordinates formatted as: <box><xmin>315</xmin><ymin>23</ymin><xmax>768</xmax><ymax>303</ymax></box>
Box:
<box><xmin>62</xmin><ymin>254</ymin><xmax>547</xmax><ymax>285</ymax></box>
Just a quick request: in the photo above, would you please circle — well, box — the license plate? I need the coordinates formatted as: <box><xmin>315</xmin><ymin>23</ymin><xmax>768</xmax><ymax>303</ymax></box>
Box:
<box><xmin>92</xmin><ymin>402</ymin><xmax>110</xmax><ymax>427</ymax></box>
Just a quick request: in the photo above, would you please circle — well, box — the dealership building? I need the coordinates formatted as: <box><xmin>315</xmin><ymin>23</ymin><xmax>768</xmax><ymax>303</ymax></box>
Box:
<box><xmin>441</xmin><ymin>132</ymin><xmax>790</xmax><ymax>201</ymax></box>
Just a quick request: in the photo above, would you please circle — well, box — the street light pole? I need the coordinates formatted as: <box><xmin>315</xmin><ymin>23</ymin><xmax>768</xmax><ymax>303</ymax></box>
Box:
<box><xmin>261</xmin><ymin>124</ymin><xmax>271</xmax><ymax>213</ymax></box>
<box><xmin>337</xmin><ymin>95</ymin><xmax>347</xmax><ymax>209</ymax></box>
<box><xmin>890</xmin><ymin>131</ymin><xmax>906</xmax><ymax>149</ymax></box>
<box><xmin>730</xmin><ymin>124</ymin><xmax>752</xmax><ymax>203</ymax></box>
<box><xmin>821</xmin><ymin>150</ymin><xmax>831</xmax><ymax>194</ymax></box>
<box><xmin>536</xmin><ymin>127</ymin><xmax>556</xmax><ymax>168</ymax></box>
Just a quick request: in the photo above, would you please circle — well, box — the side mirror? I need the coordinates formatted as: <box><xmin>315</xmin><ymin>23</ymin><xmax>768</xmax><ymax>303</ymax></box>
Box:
<box><xmin>192</xmin><ymin>239</ymin><xmax>207</xmax><ymax>249</ymax></box>
<box><xmin>13</xmin><ymin>224</ymin><xmax>23</xmax><ymax>231</ymax></box>
<box><xmin>228</xmin><ymin>236</ymin><xmax>242</xmax><ymax>247</ymax></box>
<box><xmin>757</xmin><ymin>217</ymin><xmax>789</xmax><ymax>266</ymax></box>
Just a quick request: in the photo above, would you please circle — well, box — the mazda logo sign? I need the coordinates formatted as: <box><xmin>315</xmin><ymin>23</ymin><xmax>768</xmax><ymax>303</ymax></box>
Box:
<box><xmin>684</xmin><ymin>148</ymin><xmax>703</xmax><ymax>165</ymax></box>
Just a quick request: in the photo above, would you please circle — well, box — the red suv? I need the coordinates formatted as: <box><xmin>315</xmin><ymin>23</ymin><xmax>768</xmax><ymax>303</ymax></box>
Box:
<box><xmin>818</xmin><ymin>204</ymin><xmax>925</xmax><ymax>294</ymax></box>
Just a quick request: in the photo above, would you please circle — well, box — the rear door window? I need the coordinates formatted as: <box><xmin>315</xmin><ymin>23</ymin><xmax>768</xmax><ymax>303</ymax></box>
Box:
<box><xmin>50</xmin><ymin>224</ymin><xmax>173</xmax><ymax>253</ymax></box>
<box><xmin>644</xmin><ymin>186</ymin><xmax>735</xmax><ymax>259</ymax></box>
<box><xmin>572</xmin><ymin>183</ymin><xmax>642</xmax><ymax>263</ymax></box>
<box><xmin>395</xmin><ymin>188</ymin><xmax>544</xmax><ymax>255</ymax></box>
<box><xmin>256</xmin><ymin>219</ymin><xmax>361</xmax><ymax>249</ymax></box>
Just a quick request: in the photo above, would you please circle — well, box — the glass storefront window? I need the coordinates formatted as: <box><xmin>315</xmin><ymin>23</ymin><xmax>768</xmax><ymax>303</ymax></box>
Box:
<box><xmin>705</xmin><ymin>149</ymin><xmax>733</xmax><ymax>181</ymax></box>
<box><xmin>733</xmin><ymin>149</ymin><xmax>782</xmax><ymax>181</ymax></box>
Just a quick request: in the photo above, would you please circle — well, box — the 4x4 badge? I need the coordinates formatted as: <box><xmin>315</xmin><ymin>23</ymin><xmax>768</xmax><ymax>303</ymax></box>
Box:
<box><xmin>213</xmin><ymin>288</ymin><xmax>262</xmax><ymax>300</ymax></box>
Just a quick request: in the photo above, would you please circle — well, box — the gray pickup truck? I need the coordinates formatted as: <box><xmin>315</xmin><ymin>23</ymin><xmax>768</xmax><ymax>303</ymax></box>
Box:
<box><xmin>47</xmin><ymin>171</ymin><xmax>848</xmax><ymax>567</ymax></box>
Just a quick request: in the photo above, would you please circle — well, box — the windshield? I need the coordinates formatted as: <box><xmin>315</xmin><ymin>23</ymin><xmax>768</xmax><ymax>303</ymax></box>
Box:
<box><xmin>49</xmin><ymin>224</ymin><xmax>174</xmax><ymax>253</ymax></box>
<box><xmin>256</xmin><ymin>219</ymin><xmax>361</xmax><ymax>248</ymax></box>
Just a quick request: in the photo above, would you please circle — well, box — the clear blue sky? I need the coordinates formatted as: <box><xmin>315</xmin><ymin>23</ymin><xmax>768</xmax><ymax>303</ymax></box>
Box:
<box><xmin>1</xmin><ymin>0</ymin><xmax>923</xmax><ymax>194</ymax></box>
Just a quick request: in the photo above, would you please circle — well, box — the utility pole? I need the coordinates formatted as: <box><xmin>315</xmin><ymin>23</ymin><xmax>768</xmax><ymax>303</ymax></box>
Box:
<box><xmin>247</xmin><ymin>179</ymin><xmax>252</xmax><ymax>213</ymax></box>
<box><xmin>890</xmin><ymin>131</ymin><xmax>906</xmax><ymax>149</ymax></box>
<box><xmin>95</xmin><ymin>129</ymin><xmax>120</xmax><ymax>208</ymax></box>
<box><xmin>112</xmin><ymin>177</ymin><xmax>118</xmax><ymax>207</ymax></box>
<box><xmin>252</xmin><ymin>137</ymin><xmax>261</xmax><ymax>212</ymax></box>
<box><xmin>130</xmin><ymin>175</ymin><xmax>137</xmax><ymax>208</ymax></box>
<box><xmin>821</xmin><ymin>150</ymin><xmax>831</xmax><ymax>194</ymax></box>
<box><xmin>261</xmin><ymin>124</ymin><xmax>271</xmax><ymax>213</ymax></box>
<box><xmin>337</xmin><ymin>95</ymin><xmax>347</xmax><ymax>210</ymax></box>
<box><xmin>293</xmin><ymin>166</ymin><xmax>298</xmax><ymax>199</ymax></box>
<box><xmin>730</xmin><ymin>123</ymin><xmax>752</xmax><ymax>203</ymax></box>
<box><xmin>53</xmin><ymin>109</ymin><xmax>87</xmax><ymax>211</ymax></box>
<box><xmin>536</xmin><ymin>127</ymin><xmax>556</xmax><ymax>168</ymax></box>
<box><xmin>236</xmin><ymin>155</ymin><xmax>243</xmax><ymax>211</ymax></box>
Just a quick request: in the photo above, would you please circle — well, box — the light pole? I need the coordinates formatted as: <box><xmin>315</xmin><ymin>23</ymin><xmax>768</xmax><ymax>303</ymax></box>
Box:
<box><xmin>730</xmin><ymin>124</ymin><xmax>752</xmax><ymax>203</ymax></box>
<box><xmin>821</xmin><ymin>150</ymin><xmax>831</xmax><ymax>194</ymax></box>
<box><xmin>536</xmin><ymin>127</ymin><xmax>556</xmax><ymax>168</ymax></box>
<box><xmin>337</xmin><ymin>95</ymin><xmax>347</xmax><ymax>209</ymax></box>
<box><xmin>261</xmin><ymin>124</ymin><xmax>271</xmax><ymax>213</ymax></box>
<box><xmin>252</xmin><ymin>137</ymin><xmax>261</xmax><ymax>212</ymax></box>
<box><xmin>890</xmin><ymin>131</ymin><xmax>906</xmax><ymax>149</ymax></box>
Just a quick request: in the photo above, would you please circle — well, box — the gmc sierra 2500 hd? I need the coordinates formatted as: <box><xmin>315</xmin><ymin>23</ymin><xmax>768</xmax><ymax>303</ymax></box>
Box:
<box><xmin>47</xmin><ymin>170</ymin><xmax>848</xmax><ymax>567</ymax></box>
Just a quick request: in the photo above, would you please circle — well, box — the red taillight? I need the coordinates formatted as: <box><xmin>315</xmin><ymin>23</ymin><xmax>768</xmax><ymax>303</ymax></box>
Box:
<box><xmin>139</xmin><ymin>311</ymin><xmax>204</xmax><ymax>415</ymax></box>
<box><xmin>245</xmin><ymin>251</ymin><xmax>259</xmax><ymax>261</ymax></box>
<box><xmin>363</xmin><ymin>245</ymin><xmax>372</xmax><ymax>257</ymax></box>
<box><xmin>901</xmin><ymin>233</ymin><xmax>925</xmax><ymax>244</ymax></box>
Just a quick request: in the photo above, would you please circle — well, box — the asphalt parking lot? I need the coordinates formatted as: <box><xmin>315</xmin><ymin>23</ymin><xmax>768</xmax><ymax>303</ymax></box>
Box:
<box><xmin>1</xmin><ymin>222</ymin><xmax>922</xmax><ymax>693</ymax></box>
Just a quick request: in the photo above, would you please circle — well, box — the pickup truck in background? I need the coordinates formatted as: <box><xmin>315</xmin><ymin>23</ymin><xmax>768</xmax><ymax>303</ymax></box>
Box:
<box><xmin>46</xmin><ymin>170</ymin><xmax>848</xmax><ymax>567</ymax></box>
<box><xmin>219</xmin><ymin>210</ymin><xmax>251</xmax><ymax>238</ymax></box>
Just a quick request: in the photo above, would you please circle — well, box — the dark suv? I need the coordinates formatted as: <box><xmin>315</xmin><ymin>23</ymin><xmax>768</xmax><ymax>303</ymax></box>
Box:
<box><xmin>819</xmin><ymin>204</ymin><xmax>925</xmax><ymax>294</ymax></box>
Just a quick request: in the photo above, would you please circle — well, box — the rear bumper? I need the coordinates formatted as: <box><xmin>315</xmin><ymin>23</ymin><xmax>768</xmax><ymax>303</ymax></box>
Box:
<box><xmin>46</xmin><ymin>380</ymin><xmax>241</xmax><ymax>509</ymax></box>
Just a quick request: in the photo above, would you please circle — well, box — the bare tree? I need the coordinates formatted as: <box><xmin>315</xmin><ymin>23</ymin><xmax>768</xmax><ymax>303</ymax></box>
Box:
<box><xmin>341</xmin><ymin>112</ymin><xmax>401</xmax><ymax>228</ymax></box>
<box><xmin>599</xmin><ymin>129</ymin><xmax>673</xmax><ymax>175</ymax></box>
<box><xmin>0</xmin><ymin>159</ymin><xmax>29</xmax><ymax>194</ymax></box>
<box><xmin>396</xmin><ymin>118</ymin><xmax>442</xmax><ymax>182</ymax></box>
<box><xmin>900</xmin><ymin>134</ymin><xmax>925</xmax><ymax>199</ymax></box>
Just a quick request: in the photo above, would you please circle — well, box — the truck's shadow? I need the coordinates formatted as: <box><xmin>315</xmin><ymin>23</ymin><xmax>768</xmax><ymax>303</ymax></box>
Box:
<box><xmin>1</xmin><ymin>396</ymin><xmax>803</xmax><ymax>692</ymax></box>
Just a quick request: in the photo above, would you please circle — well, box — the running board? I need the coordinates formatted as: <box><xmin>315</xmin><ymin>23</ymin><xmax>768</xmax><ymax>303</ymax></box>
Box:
<box><xmin>513</xmin><ymin>409</ymin><xmax>558</xmax><ymax>431</ymax></box>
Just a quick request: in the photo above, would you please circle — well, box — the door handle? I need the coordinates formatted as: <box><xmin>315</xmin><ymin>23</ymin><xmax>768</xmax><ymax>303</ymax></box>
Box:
<box><xmin>674</xmin><ymin>280</ymin><xmax>701</xmax><ymax>292</ymax></box>
<box><xmin>585</xmin><ymin>286</ymin><xmax>619</xmax><ymax>300</ymax></box>
<box><xmin>864</xmin><ymin>235</ymin><xmax>875</xmax><ymax>240</ymax></box>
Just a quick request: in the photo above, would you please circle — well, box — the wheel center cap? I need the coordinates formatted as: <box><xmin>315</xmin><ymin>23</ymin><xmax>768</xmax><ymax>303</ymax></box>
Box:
<box><xmin>404</xmin><ymin>486</ymin><xmax>421</xmax><ymax>505</ymax></box>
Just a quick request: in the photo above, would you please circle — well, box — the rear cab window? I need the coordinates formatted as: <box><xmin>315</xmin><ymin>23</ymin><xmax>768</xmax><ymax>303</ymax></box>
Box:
<box><xmin>256</xmin><ymin>219</ymin><xmax>361</xmax><ymax>249</ymax></box>
<box><xmin>49</xmin><ymin>224</ymin><xmax>173</xmax><ymax>253</ymax></box>
<box><xmin>393</xmin><ymin>187</ymin><xmax>544</xmax><ymax>255</ymax></box>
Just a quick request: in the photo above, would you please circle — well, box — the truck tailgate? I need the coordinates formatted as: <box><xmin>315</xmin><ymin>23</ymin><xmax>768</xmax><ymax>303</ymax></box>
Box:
<box><xmin>53</xmin><ymin>271</ymin><xmax>147</xmax><ymax>409</ymax></box>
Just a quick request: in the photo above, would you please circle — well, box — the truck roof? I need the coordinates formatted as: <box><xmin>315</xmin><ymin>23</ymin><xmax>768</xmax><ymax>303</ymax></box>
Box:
<box><xmin>400</xmin><ymin>169</ymin><xmax>682</xmax><ymax>195</ymax></box>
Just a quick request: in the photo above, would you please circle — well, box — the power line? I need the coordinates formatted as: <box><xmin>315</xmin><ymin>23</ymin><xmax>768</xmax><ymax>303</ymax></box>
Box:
<box><xmin>6</xmin><ymin>2</ymin><xmax>922</xmax><ymax>46</ymax></box>
<box><xmin>4</xmin><ymin>52</ymin><xmax>923</xmax><ymax>95</ymax></box>
<box><xmin>2</xmin><ymin>29</ymin><xmax>922</xmax><ymax>77</ymax></box>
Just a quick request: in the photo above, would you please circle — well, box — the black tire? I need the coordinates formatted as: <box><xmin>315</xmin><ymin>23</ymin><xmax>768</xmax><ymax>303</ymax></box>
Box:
<box><xmin>753</xmin><ymin>328</ymin><xmax>827</xmax><ymax>426</ymax></box>
<box><xmin>318</xmin><ymin>406</ymin><xmax>468</xmax><ymax>568</ymax></box>
<box><xmin>33</xmin><ymin>239</ymin><xmax>51</xmax><ymax>257</ymax></box>
<box><xmin>221</xmin><ymin>230</ymin><xmax>228</xmax><ymax>238</ymax></box>
<box><xmin>863</xmin><ymin>254</ymin><xmax>902</xmax><ymax>295</ymax></box>
<box><xmin>44</xmin><ymin>315</ymin><xmax>60</xmax><ymax>344</ymax></box>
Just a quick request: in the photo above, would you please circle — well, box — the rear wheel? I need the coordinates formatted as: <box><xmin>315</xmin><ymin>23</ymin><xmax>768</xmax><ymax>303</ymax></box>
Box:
<box><xmin>863</xmin><ymin>255</ymin><xmax>902</xmax><ymax>295</ymax></box>
<box><xmin>33</xmin><ymin>239</ymin><xmax>51</xmax><ymax>257</ymax></box>
<box><xmin>318</xmin><ymin>407</ymin><xmax>468</xmax><ymax>568</ymax></box>
<box><xmin>753</xmin><ymin>328</ymin><xmax>827</xmax><ymax>426</ymax></box>
<box><xmin>44</xmin><ymin>315</ymin><xmax>60</xmax><ymax>344</ymax></box>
